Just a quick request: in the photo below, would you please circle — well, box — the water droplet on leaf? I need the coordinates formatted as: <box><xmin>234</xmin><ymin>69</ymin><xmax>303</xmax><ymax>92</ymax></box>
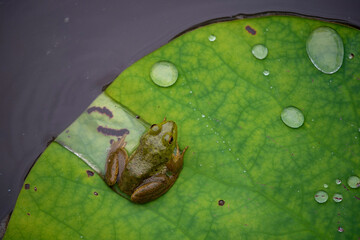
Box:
<box><xmin>208</xmin><ymin>34</ymin><xmax>216</xmax><ymax>42</ymax></box>
<box><xmin>252</xmin><ymin>44</ymin><xmax>268</xmax><ymax>60</ymax></box>
<box><xmin>347</xmin><ymin>175</ymin><xmax>360</xmax><ymax>188</ymax></box>
<box><xmin>263</xmin><ymin>70</ymin><xmax>270</xmax><ymax>76</ymax></box>
<box><xmin>323</xmin><ymin>184</ymin><xmax>328</xmax><ymax>188</ymax></box>
<box><xmin>338</xmin><ymin>227</ymin><xmax>344</xmax><ymax>233</ymax></box>
<box><xmin>150</xmin><ymin>61</ymin><xmax>178</xmax><ymax>87</ymax></box>
<box><xmin>306</xmin><ymin>27</ymin><xmax>344</xmax><ymax>74</ymax></box>
<box><xmin>315</xmin><ymin>190</ymin><xmax>328</xmax><ymax>203</ymax></box>
<box><xmin>336</xmin><ymin>179</ymin><xmax>342</xmax><ymax>185</ymax></box>
<box><xmin>333</xmin><ymin>193</ymin><xmax>343</xmax><ymax>202</ymax></box>
<box><xmin>281</xmin><ymin>106</ymin><xmax>304</xmax><ymax>129</ymax></box>
<box><xmin>348</xmin><ymin>53</ymin><xmax>354</xmax><ymax>59</ymax></box>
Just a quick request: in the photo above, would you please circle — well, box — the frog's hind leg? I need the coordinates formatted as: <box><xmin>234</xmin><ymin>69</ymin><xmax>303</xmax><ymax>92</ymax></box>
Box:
<box><xmin>104</xmin><ymin>135</ymin><xmax>128</xmax><ymax>186</ymax></box>
<box><xmin>131</xmin><ymin>174</ymin><xmax>174</xmax><ymax>204</ymax></box>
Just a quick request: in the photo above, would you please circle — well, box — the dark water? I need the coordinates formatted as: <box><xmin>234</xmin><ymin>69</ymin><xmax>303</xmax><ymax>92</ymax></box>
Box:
<box><xmin>0</xmin><ymin>0</ymin><xmax>359</xmax><ymax>221</ymax></box>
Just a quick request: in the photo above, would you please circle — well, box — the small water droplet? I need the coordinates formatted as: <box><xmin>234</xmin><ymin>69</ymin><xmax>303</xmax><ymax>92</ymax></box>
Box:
<box><xmin>228</xmin><ymin>148</ymin><xmax>231</xmax><ymax>151</ymax></box>
<box><xmin>201</xmin><ymin>114</ymin><xmax>205</xmax><ymax>118</ymax></box>
<box><xmin>336</xmin><ymin>179</ymin><xmax>342</xmax><ymax>185</ymax></box>
<box><xmin>333</xmin><ymin>193</ymin><xmax>343</xmax><ymax>202</ymax></box>
<box><xmin>251</xmin><ymin>44</ymin><xmax>268</xmax><ymax>60</ymax></box>
<box><xmin>236</xmin><ymin>158</ymin><xmax>239</xmax><ymax>161</ymax></box>
<box><xmin>189</xmin><ymin>90</ymin><xmax>192</xmax><ymax>94</ymax></box>
<box><xmin>199</xmin><ymin>164</ymin><xmax>202</xmax><ymax>167</ymax></box>
<box><xmin>263</xmin><ymin>70</ymin><xmax>270</xmax><ymax>76</ymax></box>
<box><xmin>64</xmin><ymin>17</ymin><xmax>70</xmax><ymax>23</ymax></box>
<box><xmin>306</xmin><ymin>27</ymin><xmax>344</xmax><ymax>74</ymax></box>
<box><xmin>314</xmin><ymin>190</ymin><xmax>328</xmax><ymax>203</ymax></box>
<box><xmin>348</xmin><ymin>53</ymin><xmax>354</xmax><ymax>59</ymax></box>
<box><xmin>323</xmin><ymin>184</ymin><xmax>328</xmax><ymax>188</ymax></box>
<box><xmin>150</xmin><ymin>61</ymin><xmax>178</xmax><ymax>87</ymax></box>
<box><xmin>347</xmin><ymin>175</ymin><xmax>360</xmax><ymax>188</ymax></box>
<box><xmin>208</xmin><ymin>34</ymin><xmax>216</xmax><ymax>42</ymax></box>
<box><xmin>281</xmin><ymin>106</ymin><xmax>305</xmax><ymax>129</ymax></box>
<box><xmin>243</xmin><ymin>170</ymin><xmax>247</xmax><ymax>173</ymax></box>
<box><xmin>338</xmin><ymin>227</ymin><xmax>344</xmax><ymax>233</ymax></box>
<box><xmin>8</xmin><ymin>189</ymin><xmax>11</xmax><ymax>192</ymax></box>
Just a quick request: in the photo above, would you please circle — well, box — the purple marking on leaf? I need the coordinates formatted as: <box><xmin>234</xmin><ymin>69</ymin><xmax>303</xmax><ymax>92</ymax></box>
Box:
<box><xmin>245</xmin><ymin>25</ymin><xmax>256</xmax><ymax>35</ymax></box>
<box><xmin>87</xmin><ymin>106</ymin><xmax>113</xmax><ymax>119</ymax></box>
<box><xmin>97</xmin><ymin>126</ymin><xmax>129</xmax><ymax>137</ymax></box>
<box><xmin>24</xmin><ymin>184</ymin><xmax>30</xmax><ymax>190</ymax></box>
<box><xmin>86</xmin><ymin>170</ymin><xmax>94</xmax><ymax>177</ymax></box>
<box><xmin>354</xmin><ymin>196</ymin><xmax>360</xmax><ymax>200</ymax></box>
<box><xmin>343</xmin><ymin>184</ymin><xmax>350</xmax><ymax>191</ymax></box>
<box><xmin>218</xmin><ymin>200</ymin><xmax>225</xmax><ymax>206</ymax></box>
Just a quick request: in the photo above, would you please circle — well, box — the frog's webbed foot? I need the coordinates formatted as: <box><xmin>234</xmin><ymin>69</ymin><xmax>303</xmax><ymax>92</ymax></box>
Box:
<box><xmin>105</xmin><ymin>134</ymin><xmax>128</xmax><ymax>186</ymax></box>
<box><xmin>131</xmin><ymin>174</ymin><xmax>174</xmax><ymax>204</ymax></box>
<box><xmin>166</xmin><ymin>144</ymin><xmax>188</xmax><ymax>174</ymax></box>
<box><xmin>109</xmin><ymin>134</ymin><xmax>127</xmax><ymax>153</ymax></box>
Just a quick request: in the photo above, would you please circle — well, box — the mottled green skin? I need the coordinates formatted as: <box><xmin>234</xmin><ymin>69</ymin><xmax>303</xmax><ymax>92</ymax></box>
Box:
<box><xmin>118</xmin><ymin>121</ymin><xmax>178</xmax><ymax>195</ymax></box>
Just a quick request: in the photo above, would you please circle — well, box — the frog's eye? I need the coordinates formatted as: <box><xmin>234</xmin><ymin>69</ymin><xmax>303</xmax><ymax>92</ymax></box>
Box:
<box><xmin>163</xmin><ymin>133</ymin><xmax>173</xmax><ymax>145</ymax></box>
<box><xmin>150</xmin><ymin>124</ymin><xmax>160</xmax><ymax>133</ymax></box>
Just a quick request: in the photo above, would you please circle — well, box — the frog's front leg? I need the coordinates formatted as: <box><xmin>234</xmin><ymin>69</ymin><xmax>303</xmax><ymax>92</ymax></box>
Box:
<box><xmin>131</xmin><ymin>144</ymin><xmax>188</xmax><ymax>203</ymax></box>
<box><xmin>104</xmin><ymin>136</ymin><xmax>128</xmax><ymax>186</ymax></box>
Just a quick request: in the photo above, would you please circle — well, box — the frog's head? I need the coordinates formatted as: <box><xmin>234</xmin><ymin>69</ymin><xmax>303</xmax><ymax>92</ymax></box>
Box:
<box><xmin>143</xmin><ymin>120</ymin><xmax>177</xmax><ymax>153</ymax></box>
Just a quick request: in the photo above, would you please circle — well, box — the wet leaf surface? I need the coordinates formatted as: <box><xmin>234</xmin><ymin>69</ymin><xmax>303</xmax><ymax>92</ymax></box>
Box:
<box><xmin>5</xmin><ymin>16</ymin><xmax>360</xmax><ymax>239</ymax></box>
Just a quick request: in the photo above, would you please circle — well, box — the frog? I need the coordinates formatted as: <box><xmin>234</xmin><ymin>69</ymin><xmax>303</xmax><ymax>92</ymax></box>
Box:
<box><xmin>104</xmin><ymin>119</ymin><xmax>188</xmax><ymax>203</ymax></box>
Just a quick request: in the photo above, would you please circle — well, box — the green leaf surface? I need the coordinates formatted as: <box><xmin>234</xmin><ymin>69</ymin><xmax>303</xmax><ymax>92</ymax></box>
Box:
<box><xmin>5</xmin><ymin>15</ymin><xmax>360</xmax><ymax>239</ymax></box>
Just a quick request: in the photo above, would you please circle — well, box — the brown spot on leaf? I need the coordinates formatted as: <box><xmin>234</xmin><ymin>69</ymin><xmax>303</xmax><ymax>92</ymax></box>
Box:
<box><xmin>27</xmin><ymin>213</ymin><xmax>30</xmax><ymax>216</ymax></box>
<box><xmin>136</xmin><ymin>115</ymin><xmax>140</xmax><ymax>119</ymax></box>
<box><xmin>86</xmin><ymin>170</ymin><xmax>94</xmax><ymax>177</ymax></box>
<box><xmin>94</xmin><ymin>192</ymin><xmax>98</xmax><ymax>196</ymax></box>
<box><xmin>97</xmin><ymin>126</ymin><xmax>129</xmax><ymax>137</ymax></box>
<box><xmin>87</xmin><ymin>106</ymin><xmax>113</xmax><ymax>119</ymax></box>
<box><xmin>245</xmin><ymin>25</ymin><xmax>256</xmax><ymax>35</ymax></box>
<box><xmin>34</xmin><ymin>187</ymin><xmax>37</xmax><ymax>192</ymax></box>
<box><xmin>218</xmin><ymin>200</ymin><xmax>225</xmax><ymax>206</ymax></box>
<box><xmin>24</xmin><ymin>184</ymin><xmax>30</xmax><ymax>190</ymax></box>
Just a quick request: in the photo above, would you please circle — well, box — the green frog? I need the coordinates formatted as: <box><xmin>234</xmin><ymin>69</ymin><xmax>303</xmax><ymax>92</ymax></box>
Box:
<box><xmin>104</xmin><ymin>119</ymin><xmax>188</xmax><ymax>203</ymax></box>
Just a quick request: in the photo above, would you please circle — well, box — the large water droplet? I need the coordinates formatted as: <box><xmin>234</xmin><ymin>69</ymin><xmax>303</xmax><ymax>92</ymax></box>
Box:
<box><xmin>208</xmin><ymin>34</ymin><xmax>216</xmax><ymax>42</ymax></box>
<box><xmin>315</xmin><ymin>190</ymin><xmax>328</xmax><ymax>203</ymax></box>
<box><xmin>306</xmin><ymin>27</ymin><xmax>344</xmax><ymax>74</ymax></box>
<box><xmin>281</xmin><ymin>106</ymin><xmax>304</xmax><ymax>129</ymax></box>
<box><xmin>347</xmin><ymin>175</ymin><xmax>360</xmax><ymax>188</ymax></box>
<box><xmin>252</xmin><ymin>44</ymin><xmax>268</xmax><ymax>60</ymax></box>
<box><xmin>150</xmin><ymin>61</ymin><xmax>178</xmax><ymax>87</ymax></box>
<box><xmin>333</xmin><ymin>193</ymin><xmax>343</xmax><ymax>203</ymax></box>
